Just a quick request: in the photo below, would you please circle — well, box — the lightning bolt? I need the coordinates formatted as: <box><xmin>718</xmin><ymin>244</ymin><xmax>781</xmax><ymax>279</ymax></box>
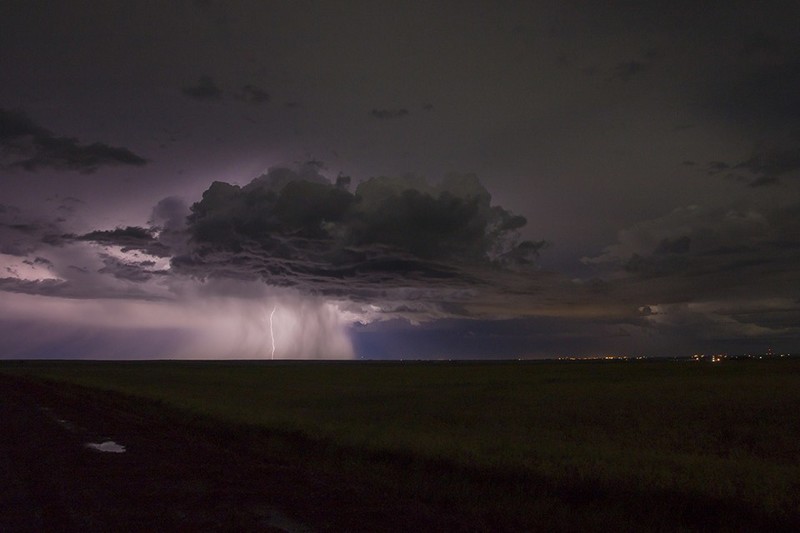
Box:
<box><xmin>269</xmin><ymin>304</ymin><xmax>277</xmax><ymax>359</ymax></box>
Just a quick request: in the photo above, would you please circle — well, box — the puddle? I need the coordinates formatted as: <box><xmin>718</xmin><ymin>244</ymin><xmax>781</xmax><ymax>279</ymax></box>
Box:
<box><xmin>38</xmin><ymin>405</ymin><xmax>126</xmax><ymax>454</ymax></box>
<box><xmin>85</xmin><ymin>441</ymin><xmax>127</xmax><ymax>453</ymax></box>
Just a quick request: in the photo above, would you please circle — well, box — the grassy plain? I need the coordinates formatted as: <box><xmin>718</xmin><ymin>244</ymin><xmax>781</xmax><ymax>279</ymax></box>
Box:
<box><xmin>3</xmin><ymin>358</ymin><xmax>800</xmax><ymax>530</ymax></box>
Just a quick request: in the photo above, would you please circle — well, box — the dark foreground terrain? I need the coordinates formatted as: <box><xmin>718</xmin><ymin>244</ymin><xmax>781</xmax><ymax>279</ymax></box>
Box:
<box><xmin>2</xmin><ymin>365</ymin><xmax>799</xmax><ymax>532</ymax></box>
<box><xmin>2</xmin><ymin>374</ymin><xmax>464</xmax><ymax>532</ymax></box>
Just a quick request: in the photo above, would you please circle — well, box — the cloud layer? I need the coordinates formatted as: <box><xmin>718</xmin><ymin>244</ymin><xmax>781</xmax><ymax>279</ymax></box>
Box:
<box><xmin>584</xmin><ymin>203</ymin><xmax>800</xmax><ymax>347</ymax></box>
<box><xmin>172</xmin><ymin>165</ymin><xmax>545</xmax><ymax>307</ymax></box>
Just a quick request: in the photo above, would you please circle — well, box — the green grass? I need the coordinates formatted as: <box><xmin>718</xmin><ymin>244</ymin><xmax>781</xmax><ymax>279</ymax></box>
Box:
<box><xmin>4</xmin><ymin>359</ymin><xmax>800</xmax><ymax>528</ymax></box>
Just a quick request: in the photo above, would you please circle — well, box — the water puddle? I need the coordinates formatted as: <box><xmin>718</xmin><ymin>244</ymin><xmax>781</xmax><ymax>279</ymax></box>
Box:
<box><xmin>85</xmin><ymin>441</ymin><xmax>127</xmax><ymax>453</ymax></box>
<box><xmin>38</xmin><ymin>405</ymin><xmax>127</xmax><ymax>454</ymax></box>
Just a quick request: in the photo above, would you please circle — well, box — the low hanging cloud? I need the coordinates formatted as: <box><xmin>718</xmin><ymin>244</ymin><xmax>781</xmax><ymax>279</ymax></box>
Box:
<box><xmin>586</xmin><ymin>203</ymin><xmax>800</xmax><ymax>288</ymax></box>
<box><xmin>0</xmin><ymin>108</ymin><xmax>147</xmax><ymax>173</ymax></box>
<box><xmin>735</xmin><ymin>147</ymin><xmax>800</xmax><ymax>186</ymax></box>
<box><xmin>583</xmin><ymin>203</ymin><xmax>800</xmax><ymax>344</ymax></box>
<box><xmin>704</xmin><ymin>147</ymin><xmax>800</xmax><ymax>187</ymax></box>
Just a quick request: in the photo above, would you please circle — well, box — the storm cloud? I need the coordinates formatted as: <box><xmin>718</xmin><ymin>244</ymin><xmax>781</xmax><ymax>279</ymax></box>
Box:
<box><xmin>173</xmin><ymin>165</ymin><xmax>545</xmax><ymax>310</ymax></box>
<box><xmin>587</xmin><ymin>204</ymin><xmax>800</xmax><ymax>286</ymax></box>
<box><xmin>583</xmin><ymin>203</ymin><xmax>800</xmax><ymax>346</ymax></box>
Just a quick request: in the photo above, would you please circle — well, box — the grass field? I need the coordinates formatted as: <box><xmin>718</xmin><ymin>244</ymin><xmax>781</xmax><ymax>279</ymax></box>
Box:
<box><xmin>3</xmin><ymin>358</ymin><xmax>800</xmax><ymax>530</ymax></box>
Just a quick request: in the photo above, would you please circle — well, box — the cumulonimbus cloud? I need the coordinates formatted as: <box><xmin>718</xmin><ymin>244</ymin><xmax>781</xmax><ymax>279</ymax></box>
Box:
<box><xmin>171</xmin><ymin>165</ymin><xmax>547</xmax><ymax>305</ymax></box>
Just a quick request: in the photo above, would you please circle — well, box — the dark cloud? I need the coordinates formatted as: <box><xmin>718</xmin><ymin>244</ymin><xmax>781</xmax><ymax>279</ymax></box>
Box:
<box><xmin>369</xmin><ymin>108</ymin><xmax>410</xmax><ymax>120</ymax></box>
<box><xmin>172</xmin><ymin>166</ymin><xmax>544</xmax><ymax>309</ymax></box>
<box><xmin>77</xmin><ymin>226</ymin><xmax>171</xmax><ymax>257</ymax></box>
<box><xmin>235</xmin><ymin>84</ymin><xmax>270</xmax><ymax>104</ymax></box>
<box><xmin>149</xmin><ymin>196</ymin><xmax>190</xmax><ymax>254</ymax></box>
<box><xmin>23</xmin><ymin>257</ymin><xmax>53</xmax><ymax>267</ymax></box>
<box><xmin>150</xmin><ymin>196</ymin><xmax>188</xmax><ymax>231</ymax></box>
<box><xmin>579</xmin><ymin>203</ymin><xmax>800</xmax><ymax>349</ymax></box>
<box><xmin>181</xmin><ymin>76</ymin><xmax>223</xmax><ymax>101</ymax></box>
<box><xmin>736</xmin><ymin>147</ymin><xmax>800</xmax><ymax>184</ymax></box>
<box><xmin>0</xmin><ymin>209</ymin><xmax>58</xmax><ymax>256</ymax></box>
<box><xmin>587</xmin><ymin>203</ymin><xmax>800</xmax><ymax>302</ymax></box>
<box><xmin>0</xmin><ymin>108</ymin><xmax>147</xmax><ymax>173</ymax></box>
<box><xmin>97</xmin><ymin>254</ymin><xmax>166</xmax><ymax>282</ymax></box>
<box><xmin>52</xmin><ymin>196</ymin><xmax>84</xmax><ymax>214</ymax></box>
<box><xmin>0</xmin><ymin>277</ymin><xmax>69</xmax><ymax>296</ymax></box>
<box><xmin>705</xmin><ymin>147</ymin><xmax>800</xmax><ymax>186</ymax></box>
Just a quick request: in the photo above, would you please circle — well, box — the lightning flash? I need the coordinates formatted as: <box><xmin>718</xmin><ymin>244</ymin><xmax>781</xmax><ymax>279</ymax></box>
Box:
<box><xmin>269</xmin><ymin>304</ymin><xmax>277</xmax><ymax>359</ymax></box>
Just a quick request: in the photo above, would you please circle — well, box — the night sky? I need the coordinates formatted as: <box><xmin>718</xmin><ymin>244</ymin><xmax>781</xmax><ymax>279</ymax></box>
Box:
<box><xmin>1</xmin><ymin>1</ymin><xmax>799</xmax><ymax>359</ymax></box>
